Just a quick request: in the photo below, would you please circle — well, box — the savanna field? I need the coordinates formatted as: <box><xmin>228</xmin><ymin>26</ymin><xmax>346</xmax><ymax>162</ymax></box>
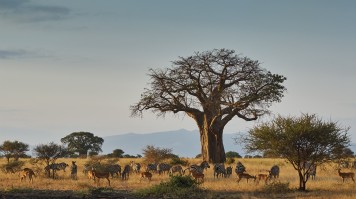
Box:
<box><xmin>1</xmin><ymin>157</ymin><xmax>356</xmax><ymax>199</ymax></box>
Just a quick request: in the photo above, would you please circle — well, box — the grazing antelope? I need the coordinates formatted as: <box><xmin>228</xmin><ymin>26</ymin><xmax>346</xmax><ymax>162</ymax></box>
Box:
<box><xmin>337</xmin><ymin>169</ymin><xmax>355</xmax><ymax>183</ymax></box>
<box><xmin>169</xmin><ymin>165</ymin><xmax>183</xmax><ymax>176</ymax></box>
<box><xmin>20</xmin><ymin>168</ymin><xmax>36</xmax><ymax>183</ymax></box>
<box><xmin>140</xmin><ymin>171</ymin><xmax>153</xmax><ymax>182</ymax></box>
<box><xmin>91</xmin><ymin>170</ymin><xmax>110</xmax><ymax>186</ymax></box>
<box><xmin>191</xmin><ymin>171</ymin><xmax>204</xmax><ymax>183</ymax></box>
<box><xmin>256</xmin><ymin>174</ymin><xmax>270</xmax><ymax>185</ymax></box>
<box><xmin>237</xmin><ymin>173</ymin><xmax>256</xmax><ymax>183</ymax></box>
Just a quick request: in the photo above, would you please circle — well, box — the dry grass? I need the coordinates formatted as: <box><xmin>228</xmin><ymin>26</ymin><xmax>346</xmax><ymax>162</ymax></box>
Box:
<box><xmin>1</xmin><ymin>157</ymin><xmax>356</xmax><ymax>198</ymax></box>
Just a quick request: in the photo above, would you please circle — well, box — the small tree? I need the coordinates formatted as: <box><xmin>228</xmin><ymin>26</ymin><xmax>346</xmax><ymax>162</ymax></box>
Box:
<box><xmin>33</xmin><ymin>142</ymin><xmax>68</xmax><ymax>177</ymax></box>
<box><xmin>225</xmin><ymin>151</ymin><xmax>242</xmax><ymax>158</ymax></box>
<box><xmin>0</xmin><ymin>140</ymin><xmax>29</xmax><ymax>163</ymax></box>
<box><xmin>241</xmin><ymin>113</ymin><xmax>350</xmax><ymax>191</ymax></box>
<box><xmin>61</xmin><ymin>132</ymin><xmax>104</xmax><ymax>158</ymax></box>
<box><xmin>108</xmin><ymin>149</ymin><xmax>125</xmax><ymax>158</ymax></box>
<box><xmin>142</xmin><ymin>145</ymin><xmax>175</xmax><ymax>163</ymax></box>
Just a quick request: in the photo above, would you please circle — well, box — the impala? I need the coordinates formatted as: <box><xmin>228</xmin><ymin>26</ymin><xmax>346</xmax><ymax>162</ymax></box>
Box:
<box><xmin>338</xmin><ymin>169</ymin><xmax>355</xmax><ymax>183</ymax></box>
<box><xmin>237</xmin><ymin>173</ymin><xmax>256</xmax><ymax>183</ymax></box>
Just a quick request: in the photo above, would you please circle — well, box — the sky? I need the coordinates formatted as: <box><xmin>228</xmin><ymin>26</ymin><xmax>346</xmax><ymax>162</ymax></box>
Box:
<box><xmin>1</xmin><ymin>0</ymin><xmax>356</xmax><ymax>145</ymax></box>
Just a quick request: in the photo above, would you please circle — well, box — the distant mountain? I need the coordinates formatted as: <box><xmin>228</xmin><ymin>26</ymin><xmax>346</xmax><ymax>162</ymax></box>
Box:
<box><xmin>102</xmin><ymin>129</ymin><xmax>244</xmax><ymax>158</ymax></box>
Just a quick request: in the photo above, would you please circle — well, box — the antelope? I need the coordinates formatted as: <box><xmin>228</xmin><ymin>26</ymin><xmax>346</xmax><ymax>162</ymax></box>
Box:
<box><xmin>91</xmin><ymin>170</ymin><xmax>111</xmax><ymax>186</ymax></box>
<box><xmin>337</xmin><ymin>169</ymin><xmax>355</xmax><ymax>183</ymax></box>
<box><xmin>20</xmin><ymin>168</ymin><xmax>36</xmax><ymax>183</ymax></box>
<box><xmin>256</xmin><ymin>174</ymin><xmax>270</xmax><ymax>185</ymax></box>
<box><xmin>237</xmin><ymin>173</ymin><xmax>256</xmax><ymax>183</ymax></box>
<box><xmin>140</xmin><ymin>171</ymin><xmax>153</xmax><ymax>182</ymax></box>
<box><xmin>191</xmin><ymin>171</ymin><xmax>204</xmax><ymax>183</ymax></box>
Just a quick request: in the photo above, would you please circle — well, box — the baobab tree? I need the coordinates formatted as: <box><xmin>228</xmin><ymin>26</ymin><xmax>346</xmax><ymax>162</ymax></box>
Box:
<box><xmin>131</xmin><ymin>49</ymin><xmax>286</xmax><ymax>163</ymax></box>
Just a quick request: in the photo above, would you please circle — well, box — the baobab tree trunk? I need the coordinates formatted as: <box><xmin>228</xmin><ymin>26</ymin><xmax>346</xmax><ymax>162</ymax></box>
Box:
<box><xmin>200</xmin><ymin>125</ymin><xmax>226</xmax><ymax>163</ymax></box>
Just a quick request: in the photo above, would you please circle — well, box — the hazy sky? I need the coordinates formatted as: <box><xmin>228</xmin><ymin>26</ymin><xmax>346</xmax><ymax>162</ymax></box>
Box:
<box><xmin>1</xmin><ymin>0</ymin><xmax>356</xmax><ymax>144</ymax></box>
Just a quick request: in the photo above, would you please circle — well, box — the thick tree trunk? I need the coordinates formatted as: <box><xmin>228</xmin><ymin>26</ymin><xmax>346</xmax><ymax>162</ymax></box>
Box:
<box><xmin>200</xmin><ymin>126</ymin><xmax>226</xmax><ymax>163</ymax></box>
<box><xmin>298</xmin><ymin>172</ymin><xmax>307</xmax><ymax>191</ymax></box>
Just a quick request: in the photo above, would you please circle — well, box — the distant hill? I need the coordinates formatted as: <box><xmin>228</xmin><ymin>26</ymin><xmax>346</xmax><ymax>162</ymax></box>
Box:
<box><xmin>102</xmin><ymin>129</ymin><xmax>244</xmax><ymax>158</ymax></box>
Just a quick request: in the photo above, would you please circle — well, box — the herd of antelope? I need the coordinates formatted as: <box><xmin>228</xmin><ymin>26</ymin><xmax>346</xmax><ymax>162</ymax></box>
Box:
<box><xmin>14</xmin><ymin>159</ymin><xmax>356</xmax><ymax>186</ymax></box>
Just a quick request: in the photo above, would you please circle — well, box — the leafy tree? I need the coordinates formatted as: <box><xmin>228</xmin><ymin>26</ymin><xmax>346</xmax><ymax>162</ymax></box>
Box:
<box><xmin>131</xmin><ymin>49</ymin><xmax>286</xmax><ymax>163</ymax></box>
<box><xmin>225</xmin><ymin>151</ymin><xmax>242</xmax><ymax>158</ymax></box>
<box><xmin>110</xmin><ymin>149</ymin><xmax>125</xmax><ymax>158</ymax></box>
<box><xmin>61</xmin><ymin>132</ymin><xmax>104</xmax><ymax>157</ymax></box>
<box><xmin>33</xmin><ymin>142</ymin><xmax>68</xmax><ymax>177</ymax></box>
<box><xmin>241</xmin><ymin>113</ymin><xmax>350</xmax><ymax>191</ymax></box>
<box><xmin>0</xmin><ymin>140</ymin><xmax>29</xmax><ymax>163</ymax></box>
<box><xmin>142</xmin><ymin>145</ymin><xmax>175</xmax><ymax>163</ymax></box>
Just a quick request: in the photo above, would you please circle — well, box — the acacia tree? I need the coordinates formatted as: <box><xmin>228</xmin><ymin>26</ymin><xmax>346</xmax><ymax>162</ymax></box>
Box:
<box><xmin>131</xmin><ymin>49</ymin><xmax>286</xmax><ymax>163</ymax></box>
<box><xmin>61</xmin><ymin>132</ymin><xmax>104</xmax><ymax>157</ymax></box>
<box><xmin>0</xmin><ymin>140</ymin><xmax>29</xmax><ymax>163</ymax></box>
<box><xmin>241</xmin><ymin>113</ymin><xmax>350</xmax><ymax>191</ymax></box>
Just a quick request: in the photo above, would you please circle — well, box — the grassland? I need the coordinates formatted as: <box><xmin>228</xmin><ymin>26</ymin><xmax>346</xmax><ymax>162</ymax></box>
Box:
<box><xmin>1</xmin><ymin>157</ymin><xmax>356</xmax><ymax>198</ymax></box>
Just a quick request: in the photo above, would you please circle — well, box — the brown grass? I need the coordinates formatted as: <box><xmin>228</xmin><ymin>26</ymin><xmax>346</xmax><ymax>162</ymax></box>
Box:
<box><xmin>1</xmin><ymin>157</ymin><xmax>356</xmax><ymax>198</ymax></box>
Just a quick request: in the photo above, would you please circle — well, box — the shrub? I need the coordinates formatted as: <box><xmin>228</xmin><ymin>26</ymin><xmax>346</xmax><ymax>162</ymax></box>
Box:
<box><xmin>225</xmin><ymin>157</ymin><xmax>235</xmax><ymax>164</ymax></box>
<box><xmin>1</xmin><ymin>160</ymin><xmax>25</xmax><ymax>173</ymax></box>
<box><xmin>262</xmin><ymin>181</ymin><xmax>291</xmax><ymax>193</ymax></box>
<box><xmin>135</xmin><ymin>175</ymin><xmax>205</xmax><ymax>198</ymax></box>
<box><xmin>169</xmin><ymin>157</ymin><xmax>189</xmax><ymax>166</ymax></box>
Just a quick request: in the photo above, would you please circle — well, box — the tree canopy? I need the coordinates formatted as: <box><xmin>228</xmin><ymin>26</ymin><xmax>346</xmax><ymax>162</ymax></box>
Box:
<box><xmin>0</xmin><ymin>140</ymin><xmax>29</xmax><ymax>163</ymax></box>
<box><xmin>61</xmin><ymin>132</ymin><xmax>104</xmax><ymax>157</ymax></box>
<box><xmin>131</xmin><ymin>49</ymin><xmax>286</xmax><ymax>163</ymax></box>
<box><xmin>241</xmin><ymin>113</ymin><xmax>350</xmax><ymax>191</ymax></box>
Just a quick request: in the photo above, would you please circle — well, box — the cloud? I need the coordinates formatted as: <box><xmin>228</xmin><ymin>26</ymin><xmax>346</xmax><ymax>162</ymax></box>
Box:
<box><xmin>0</xmin><ymin>0</ymin><xmax>71</xmax><ymax>22</ymax></box>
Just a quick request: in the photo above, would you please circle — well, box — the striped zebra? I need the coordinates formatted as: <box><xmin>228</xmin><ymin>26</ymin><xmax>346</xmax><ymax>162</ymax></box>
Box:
<box><xmin>235</xmin><ymin>161</ymin><xmax>246</xmax><ymax>175</ymax></box>
<box><xmin>70</xmin><ymin>161</ymin><xmax>77</xmax><ymax>180</ymax></box>
<box><xmin>304</xmin><ymin>162</ymin><xmax>316</xmax><ymax>180</ymax></box>
<box><xmin>106</xmin><ymin>164</ymin><xmax>121</xmax><ymax>178</ymax></box>
<box><xmin>121</xmin><ymin>164</ymin><xmax>130</xmax><ymax>180</ymax></box>
<box><xmin>130</xmin><ymin>161</ymin><xmax>141</xmax><ymax>174</ymax></box>
<box><xmin>269</xmin><ymin>165</ymin><xmax>280</xmax><ymax>179</ymax></box>
<box><xmin>45</xmin><ymin>162</ymin><xmax>69</xmax><ymax>178</ymax></box>
<box><xmin>184</xmin><ymin>161</ymin><xmax>210</xmax><ymax>175</ymax></box>
<box><xmin>157</xmin><ymin>163</ymin><xmax>172</xmax><ymax>175</ymax></box>
<box><xmin>145</xmin><ymin>163</ymin><xmax>158</xmax><ymax>173</ymax></box>
<box><xmin>213</xmin><ymin>163</ymin><xmax>226</xmax><ymax>178</ymax></box>
<box><xmin>226</xmin><ymin>166</ymin><xmax>232</xmax><ymax>178</ymax></box>
<box><xmin>169</xmin><ymin>165</ymin><xmax>183</xmax><ymax>176</ymax></box>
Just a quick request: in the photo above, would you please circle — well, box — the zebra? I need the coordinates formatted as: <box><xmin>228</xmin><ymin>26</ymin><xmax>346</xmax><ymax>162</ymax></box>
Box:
<box><xmin>145</xmin><ymin>163</ymin><xmax>158</xmax><ymax>173</ymax></box>
<box><xmin>269</xmin><ymin>165</ymin><xmax>280</xmax><ymax>179</ymax></box>
<box><xmin>44</xmin><ymin>162</ymin><xmax>69</xmax><ymax>178</ymax></box>
<box><xmin>169</xmin><ymin>165</ymin><xmax>183</xmax><ymax>176</ymax></box>
<box><xmin>121</xmin><ymin>164</ymin><xmax>130</xmax><ymax>180</ymax></box>
<box><xmin>130</xmin><ymin>161</ymin><xmax>141</xmax><ymax>174</ymax></box>
<box><xmin>226</xmin><ymin>166</ymin><xmax>232</xmax><ymax>178</ymax></box>
<box><xmin>70</xmin><ymin>161</ymin><xmax>77</xmax><ymax>180</ymax></box>
<box><xmin>184</xmin><ymin>161</ymin><xmax>210</xmax><ymax>175</ymax></box>
<box><xmin>213</xmin><ymin>163</ymin><xmax>226</xmax><ymax>178</ymax></box>
<box><xmin>235</xmin><ymin>161</ymin><xmax>246</xmax><ymax>175</ymax></box>
<box><xmin>106</xmin><ymin>164</ymin><xmax>121</xmax><ymax>178</ymax></box>
<box><xmin>157</xmin><ymin>163</ymin><xmax>172</xmax><ymax>175</ymax></box>
<box><xmin>304</xmin><ymin>162</ymin><xmax>316</xmax><ymax>180</ymax></box>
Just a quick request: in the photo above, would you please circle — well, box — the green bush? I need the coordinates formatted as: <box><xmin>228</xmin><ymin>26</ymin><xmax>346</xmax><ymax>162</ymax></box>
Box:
<box><xmin>1</xmin><ymin>160</ymin><xmax>25</xmax><ymax>173</ymax></box>
<box><xmin>169</xmin><ymin>157</ymin><xmax>189</xmax><ymax>166</ymax></box>
<box><xmin>135</xmin><ymin>175</ymin><xmax>205</xmax><ymax>198</ymax></box>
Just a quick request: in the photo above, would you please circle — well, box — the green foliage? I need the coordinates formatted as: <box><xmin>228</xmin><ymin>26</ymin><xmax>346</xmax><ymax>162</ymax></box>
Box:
<box><xmin>142</xmin><ymin>145</ymin><xmax>176</xmax><ymax>163</ymax></box>
<box><xmin>0</xmin><ymin>140</ymin><xmax>29</xmax><ymax>162</ymax></box>
<box><xmin>169</xmin><ymin>157</ymin><xmax>189</xmax><ymax>166</ymax></box>
<box><xmin>61</xmin><ymin>132</ymin><xmax>104</xmax><ymax>157</ymax></box>
<box><xmin>262</xmin><ymin>181</ymin><xmax>291</xmax><ymax>193</ymax></box>
<box><xmin>135</xmin><ymin>175</ymin><xmax>205</xmax><ymax>198</ymax></box>
<box><xmin>225</xmin><ymin>157</ymin><xmax>235</xmax><ymax>164</ymax></box>
<box><xmin>225</xmin><ymin>151</ymin><xmax>241</xmax><ymax>158</ymax></box>
<box><xmin>32</xmin><ymin>142</ymin><xmax>68</xmax><ymax>165</ymax></box>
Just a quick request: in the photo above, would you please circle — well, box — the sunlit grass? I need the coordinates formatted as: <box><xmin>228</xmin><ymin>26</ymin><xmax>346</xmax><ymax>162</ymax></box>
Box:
<box><xmin>1</xmin><ymin>157</ymin><xmax>356</xmax><ymax>198</ymax></box>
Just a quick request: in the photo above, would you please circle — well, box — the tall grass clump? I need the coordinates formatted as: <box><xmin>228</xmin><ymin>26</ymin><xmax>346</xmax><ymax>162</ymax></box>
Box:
<box><xmin>262</xmin><ymin>181</ymin><xmax>291</xmax><ymax>193</ymax></box>
<box><xmin>135</xmin><ymin>175</ymin><xmax>205</xmax><ymax>198</ymax></box>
